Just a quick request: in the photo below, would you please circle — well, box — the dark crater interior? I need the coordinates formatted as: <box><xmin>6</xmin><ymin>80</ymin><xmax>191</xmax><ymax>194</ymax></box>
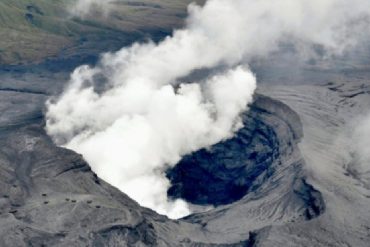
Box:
<box><xmin>167</xmin><ymin>94</ymin><xmax>303</xmax><ymax>206</ymax></box>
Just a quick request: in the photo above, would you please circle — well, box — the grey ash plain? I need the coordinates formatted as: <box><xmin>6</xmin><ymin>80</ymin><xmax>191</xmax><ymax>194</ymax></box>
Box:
<box><xmin>1</xmin><ymin>3</ymin><xmax>370</xmax><ymax>247</ymax></box>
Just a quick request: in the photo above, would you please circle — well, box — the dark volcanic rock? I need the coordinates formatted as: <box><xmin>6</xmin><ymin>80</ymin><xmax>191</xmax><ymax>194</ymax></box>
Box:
<box><xmin>293</xmin><ymin>178</ymin><xmax>325</xmax><ymax>220</ymax></box>
<box><xmin>167</xmin><ymin>94</ymin><xmax>303</xmax><ymax>206</ymax></box>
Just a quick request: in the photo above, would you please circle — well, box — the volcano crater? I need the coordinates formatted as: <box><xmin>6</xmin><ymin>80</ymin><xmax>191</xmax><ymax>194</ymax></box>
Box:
<box><xmin>167</xmin><ymin>94</ymin><xmax>305</xmax><ymax>206</ymax></box>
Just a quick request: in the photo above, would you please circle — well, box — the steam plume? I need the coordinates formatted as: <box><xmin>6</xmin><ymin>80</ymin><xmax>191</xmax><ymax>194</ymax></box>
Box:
<box><xmin>68</xmin><ymin>0</ymin><xmax>115</xmax><ymax>17</ymax></box>
<box><xmin>347</xmin><ymin>114</ymin><xmax>370</xmax><ymax>184</ymax></box>
<box><xmin>48</xmin><ymin>0</ymin><xmax>370</xmax><ymax>218</ymax></box>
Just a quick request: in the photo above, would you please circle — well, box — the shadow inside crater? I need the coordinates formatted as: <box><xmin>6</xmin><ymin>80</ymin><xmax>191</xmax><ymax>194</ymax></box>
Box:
<box><xmin>167</xmin><ymin>94</ymin><xmax>324</xmax><ymax>220</ymax></box>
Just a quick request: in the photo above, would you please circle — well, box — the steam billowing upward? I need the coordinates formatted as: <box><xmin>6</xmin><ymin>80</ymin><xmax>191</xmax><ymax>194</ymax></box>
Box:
<box><xmin>47</xmin><ymin>0</ymin><xmax>370</xmax><ymax>218</ymax></box>
<box><xmin>68</xmin><ymin>0</ymin><xmax>115</xmax><ymax>17</ymax></box>
<box><xmin>347</xmin><ymin>114</ymin><xmax>370</xmax><ymax>184</ymax></box>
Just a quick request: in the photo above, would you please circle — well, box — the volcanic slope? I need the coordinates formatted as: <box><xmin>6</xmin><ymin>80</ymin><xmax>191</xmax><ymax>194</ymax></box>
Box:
<box><xmin>2</xmin><ymin>77</ymin><xmax>362</xmax><ymax>245</ymax></box>
<box><xmin>1</xmin><ymin>73</ymin><xmax>369</xmax><ymax>246</ymax></box>
<box><xmin>0</xmin><ymin>0</ymin><xmax>205</xmax><ymax>65</ymax></box>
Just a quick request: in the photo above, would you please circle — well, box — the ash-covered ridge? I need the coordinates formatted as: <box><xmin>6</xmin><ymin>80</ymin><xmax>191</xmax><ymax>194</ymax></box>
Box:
<box><xmin>0</xmin><ymin>85</ymin><xmax>325</xmax><ymax>246</ymax></box>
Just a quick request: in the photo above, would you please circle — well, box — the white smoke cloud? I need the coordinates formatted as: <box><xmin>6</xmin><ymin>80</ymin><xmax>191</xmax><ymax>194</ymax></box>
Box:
<box><xmin>347</xmin><ymin>113</ymin><xmax>370</xmax><ymax>183</ymax></box>
<box><xmin>47</xmin><ymin>66</ymin><xmax>255</xmax><ymax>218</ymax></box>
<box><xmin>48</xmin><ymin>67</ymin><xmax>255</xmax><ymax>217</ymax></box>
<box><xmin>47</xmin><ymin>0</ymin><xmax>370</xmax><ymax>218</ymax></box>
<box><xmin>68</xmin><ymin>0</ymin><xmax>116</xmax><ymax>17</ymax></box>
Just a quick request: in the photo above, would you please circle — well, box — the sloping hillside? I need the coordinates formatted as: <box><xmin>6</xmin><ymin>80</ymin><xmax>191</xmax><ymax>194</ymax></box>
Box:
<box><xmin>0</xmin><ymin>0</ymin><xmax>203</xmax><ymax>65</ymax></box>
